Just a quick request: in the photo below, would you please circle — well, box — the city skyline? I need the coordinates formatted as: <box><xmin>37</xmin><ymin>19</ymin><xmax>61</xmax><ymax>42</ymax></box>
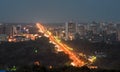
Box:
<box><xmin>0</xmin><ymin>0</ymin><xmax>120</xmax><ymax>23</ymax></box>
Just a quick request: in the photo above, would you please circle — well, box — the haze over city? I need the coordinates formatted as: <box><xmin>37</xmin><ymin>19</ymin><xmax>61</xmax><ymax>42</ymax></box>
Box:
<box><xmin>0</xmin><ymin>0</ymin><xmax>120</xmax><ymax>23</ymax></box>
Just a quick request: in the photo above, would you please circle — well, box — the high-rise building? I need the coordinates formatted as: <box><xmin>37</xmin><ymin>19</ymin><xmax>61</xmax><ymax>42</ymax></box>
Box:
<box><xmin>89</xmin><ymin>24</ymin><xmax>98</xmax><ymax>34</ymax></box>
<box><xmin>65</xmin><ymin>22</ymin><xmax>77</xmax><ymax>40</ymax></box>
<box><xmin>77</xmin><ymin>24</ymin><xmax>86</xmax><ymax>36</ymax></box>
<box><xmin>0</xmin><ymin>24</ymin><xmax>17</xmax><ymax>37</ymax></box>
<box><xmin>116</xmin><ymin>24</ymin><xmax>120</xmax><ymax>41</ymax></box>
<box><xmin>106</xmin><ymin>23</ymin><xmax>116</xmax><ymax>34</ymax></box>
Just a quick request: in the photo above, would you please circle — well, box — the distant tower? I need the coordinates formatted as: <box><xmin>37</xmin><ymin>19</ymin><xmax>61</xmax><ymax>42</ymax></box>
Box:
<box><xmin>77</xmin><ymin>24</ymin><xmax>86</xmax><ymax>36</ymax></box>
<box><xmin>106</xmin><ymin>23</ymin><xmax>116</xmax><ymax>34</ymax></box>
<box><xmin>12</xmin><ymin>26</ymin><xmax>17</xmax><ymax>36</ymax></box>
<box><xmin>65</xmin><ymin>22</ymin><xmax>77</xmax><ymax>40</ymax></box>
<box><xmin>65</xmin><ymin>22</ymin><xmax>68</xmax><ymax>40</ymax></box>
<box><xmin>117</xmin><ymin>24</ymin><xmax>120</xmax><ymax>41</ymax></box>
<box><xmin>16</xmin><ymin>25</ymin><xmax>22</xmax><ymax>35</ymax></box>
<box><xmin>89</xmin><ymin>24</ymin><xmax>98</xmax><ymax>34</ymax></box>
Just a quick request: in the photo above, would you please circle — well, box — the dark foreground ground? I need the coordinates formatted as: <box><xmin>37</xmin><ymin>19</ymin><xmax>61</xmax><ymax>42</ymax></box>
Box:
<box><xmin>0</xmin><ymin>37</ymin><xmax>120</xmax><ymax>71</ymax></box>
<box><xmin>0</xmin><ymin>37</ymin><xmax>70</xmax><ymax>68</ymax></box>
<box><xmin>3</xmin><ymin>65</ymin><xmax>120</xmax><ymax>72</ymax></box>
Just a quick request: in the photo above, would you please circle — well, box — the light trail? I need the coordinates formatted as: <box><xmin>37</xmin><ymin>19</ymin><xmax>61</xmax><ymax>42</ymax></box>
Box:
<box><xmin>36</xmin><ymin>23</ymin><xmax>95</xmax><ymax>67</ymax></box>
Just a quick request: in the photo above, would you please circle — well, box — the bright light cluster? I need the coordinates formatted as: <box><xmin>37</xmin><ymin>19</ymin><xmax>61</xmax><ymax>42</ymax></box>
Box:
<box><xmin>36</xmin><ymin>23</ymin><xmax>96</xmax><ymax>67</ymax></box>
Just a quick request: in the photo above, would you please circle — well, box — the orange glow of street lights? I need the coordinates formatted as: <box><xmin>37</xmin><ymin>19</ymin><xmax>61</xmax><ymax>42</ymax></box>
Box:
<box><xmin>36</xmin><ymin>22</ymin><xmax>96</xmax><ymax>67</ymax></box>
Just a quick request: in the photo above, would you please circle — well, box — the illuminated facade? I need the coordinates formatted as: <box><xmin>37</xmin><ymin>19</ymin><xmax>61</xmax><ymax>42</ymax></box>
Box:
<box><xmin>65</xmin><ymin>22</ymin><xmax>77</xmax><ymax>40</ymax></box>
<box><xmin>106</xmin><ymin>23</ymin><xmax>116</xmax><ymax>34</ymax></box>
<box><xmin>77</xmin><ymin>24</ymin><xmax>86</xmax><ymax>37</ymax></box>
<box><xmin>0</xmin><ymin>34</ymin><xmax>8</xmax><ymax>42</ymax></box>
<box><xmin>88</xmin><ymin>24</ymin><xmax>98</xmax><ymax>34</ymax></box>
<box><xmin>117</xmin><ymin>24</ymin><xmax>120</xmax><ymax>41</ymax></box>
<box><xmin>0</xmin><ymin>24</ymin><xmax>14</xmax><ymax>36</ymax></box>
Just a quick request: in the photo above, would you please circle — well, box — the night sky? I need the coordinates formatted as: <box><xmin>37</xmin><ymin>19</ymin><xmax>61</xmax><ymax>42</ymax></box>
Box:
<box><xmin>0</xmin><ymin>0</ymin><xmax>120</xmax><ymax>23</ymax></box>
